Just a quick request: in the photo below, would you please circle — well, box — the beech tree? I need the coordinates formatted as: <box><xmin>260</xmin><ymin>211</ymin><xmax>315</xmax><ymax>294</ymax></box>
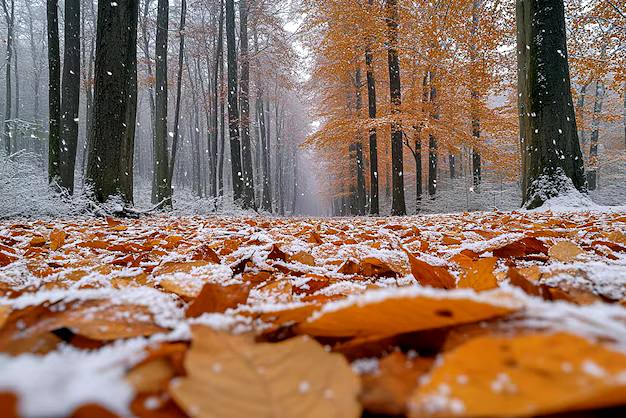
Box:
<box><xmin>385</xmin><ymin>0</ymin><xmax>406</xmax><ymax>216</ymax></box>
<box><xmin>59</xmin><ymin>0</ymin><xmax>80</xmax><ymax>193</ymax></box>
<box><xmin>86</xmin><ymin>0</ymin><xmax>139</xmax><ymax>203</ymax></box>
<box><xmin>47</xmin><ymin>0</ymin><xmax>61</xmax><ymax>184</ymax></box>
<box><xmin>152</xmin><ymin>0</ymin><xmax>171</xmax><ymax>206</ymax></box>
<box><xmin>225</xmin><ymin>0</ymin><xmax>244</xmax><ymax>203</ymax></box>
<box><xmin>516</xmin><ymin>0</ymin><xmax>586</xmax><ymax>209</ymax></box>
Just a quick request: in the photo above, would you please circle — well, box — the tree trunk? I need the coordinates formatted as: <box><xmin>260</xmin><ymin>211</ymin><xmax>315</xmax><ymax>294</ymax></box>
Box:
<box><xmin>470</xmin><ymin>0</ymin><xmax>482</xmax><ymax>189</ymax></box>
<box><xmin>217</xmin><ymin>31</ymin><xmax>226</xmax><ymax>198</ymax></box>
<box><xmin>87</xmin><ymin>0</ymin><xmax>139</xmax><ymax>203</ymax></box>
<box><xmin>517</xmin><ymin>0</ymin><xmax>585</xmax><ymax>208</ymax></box>
<box><xmin>587</xmin><ymin>81</ymin><xmax>604</xmax><ymax>191</ymax></box>
<box><xmin>152</xmin><ymin>0</ymin><xmax>171</xmax><ymax>206</ymax></box>
<box><xmin>448</xmin><ymin>154</ymin><xmax>456</xmax><ymax>179</ymax></box>
<box><xmin>225</xmin><ymin>0</ymin><xmax>244</xmax><ymax>202</ymax></box>
<box><xmin>385</xmin><ymin>0</ymin><xmax>405</xmax><ymax>216</ymax></box>
<box><xmin>2</xmin><ymin>0</ymin><xmax>14</xmax><ymax>155</ymax></box>
<box><xmin>47</xmin><ymin>0</ymin><xmax>61</xmax><ymax>183</ymax></box>
<box><xmin>120</xmin><ymin>0</ymin><xmax>139</xmax><ymax>204</ymax></box>
<box><xmin>239</xmin><ymin>0</ymin><xmax>256</xmax><ymax>209</ymax></box>
<box><xmin>577</xmin><ymin>83</ymin><xmax>587</xmax><ymax>146</ymax></box>
<box><xmin>428</xmin><ymin>72</ymin><xmax>439</xmax><ymax>197</ymax></box>
<box><xmin>167</xmin><ymin>0</ymin><xmax>187</xmax><ymax>196</ymax></box>
<box><xmin>365</xmin><ymin>0</ymin><xmax>379</xmax><ymax>216</ymax></box>
<box><xmin>212</xmin><ymin>0</ymin><xmax>224</xmax><ymax>199</ymax></box>
<box><xmin>354</xmin><ymin>68</ymin><xmax>367</xmax><ymax>215</ymax></box>
<box><xmin>414</xmin><ymin>127</ymin><xmax>422</xmax><ymax>209</ymax></box>
<box><xmin>59</xmin><ymin>0</ymin><xmax>80</xmax><ymax>193</ymax></box>
<box><xmin>276</xmin><ymin>102</ymin><xmax>284</xmax><ymax>215</ymax></box>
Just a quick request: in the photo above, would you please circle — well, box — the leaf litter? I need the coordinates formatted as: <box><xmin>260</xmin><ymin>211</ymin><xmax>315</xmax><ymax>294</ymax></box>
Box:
<box><xmin>0</xmin><ymin>210</ymin><xmax>625</xmax><ymax>417</ymax></box>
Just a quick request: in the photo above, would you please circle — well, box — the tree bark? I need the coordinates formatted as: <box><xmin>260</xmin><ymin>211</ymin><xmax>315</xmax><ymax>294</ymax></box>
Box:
<box><xmin>47</xmin><ymin>0</ymin><xmax>61</xmax><ymax>183</ymax></box>
<box><xmin>365</xmin><ymin>0</ymin><xmax>379</xmax><ymax>215</ymax></box>
<box><xmin>2</xmin><ymin>0</ymin><xmax>14</xmax><ymax>155</ymax></box>
<box><xmin>470</xmin><ymin>0</ymin><xmax>482</xmax><ymax>189</ymax></box>
<box><xmin>385</xmin><ymin>0</ymin><xmax>406</xmax><ymax>216</ymax></box>
<box><xmin>587</xmin><ymin>81</ymin><xmax>604</xmax><ymax>191</ymax></box>
<box><xmin>212</xmin><ymin>0</ymin><xmax>224</xmax><ymax>199</ymax></box>
<box><xmin>152</xmin><ymin>0</ymin><xmax>171</xmax><ymax>206</ymax></box>
<box><xmin>225</xmin><ymin>0</ymin><xmax>244</xmax><ymax>202</ymax></box>
<box><xmin>167</xmin><ymin>0</ymin><xmax>187</xmax><ymax>196</ymax></box>
<box><xmin>428</xmin><ymin>72</ymin><xmax>439</xmax><ymax>197</ymax></box>
<box><xmin>354</xmin><ymin>68</ymin><xmax>367</xmax><ymax>215</ymax></box>
<box><xmin>516</xmin><ymin>0</ymin><xmax>585</xmax><ymax>209</ymax></box>
<box><xmin>239</xmin><ymin>0</ymin><xmax>256</xmax><ymax>209</ymax></box>
<box><xmin>87</xmin><ymin>0</ymin><xmax>139</xmax><ymax>203</ymax></box>
<box><xmin>59</xmin><ymin>0</ymin><xmax>81</xmax><ymax>193</ymax></box>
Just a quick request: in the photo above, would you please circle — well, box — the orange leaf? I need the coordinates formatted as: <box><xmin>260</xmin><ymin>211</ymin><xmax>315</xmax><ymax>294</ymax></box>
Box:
<box><xmin>298</xmin><ymin>289</ymin><xmax>517</xmax><ymax>338</ymax></box>
<box><xmin>49</xmin><ymin>229</ymin><xmax>67</xmax><ymax>251</ymax></box>
<box><xmin>186</xmin><ymin>283</ymin><xmax>250</xmax><ymax>318</ymax></box>
<box><xmin>191</xmin><ymin>243</ymin><xmax>221</xmax><ymax>264</ymax></box>
<box><xmin>360</xmin><ymin>352</ymin><xmax>434</xmax><ymax>416</ymax></box>
<box><xmin>169</xmin><ymin>326</ymin><xmax>361</xmax><ymax>418</ymax></box>
<box><xmin>409</xmin><ymin>333</ymin><xmax>626</xmax><ymax>417</ymax></box>
<box><xmin>406</xmin><ymin>252</ymin><xmax>456</xmax><ymax>289</ymax></box>
<box><xmin>457</xmin><ymin>257</ymin><xmax>499</xmax><ymax>292</ymax></box>
<box><xmin>492</xmin><ymin>237</ymin><xmax>548</xmax><ymax>258</ymax></box>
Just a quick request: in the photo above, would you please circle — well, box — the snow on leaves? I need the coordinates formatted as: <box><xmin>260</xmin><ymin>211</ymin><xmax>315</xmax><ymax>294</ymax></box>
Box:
<box><xmin>0</xmin><ymin>211</ymin><xmax>625</xmax><ymax>417</ymax></box>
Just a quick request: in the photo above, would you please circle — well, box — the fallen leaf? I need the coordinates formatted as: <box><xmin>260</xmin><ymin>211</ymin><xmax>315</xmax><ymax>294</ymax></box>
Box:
<box><xmin>549</xmin><ymin>241</ymin><xmax>584</xmax><ymax>262</ymax></box>
<box><xmin>29</xmin><ymin>235</ymin><xmax>47</xmax><ymax>247</ymax></box>
<box><xmin>406</xmin><ymin>252</ymin><xmax>456</xmax><ymax>289</ymax></box>
<box><xmin>492</xmin><ymin>237</ymin><xmax>548</xmax><ymax>258</ymax></box>
<box><xmin>360</xmin><ymin>352</ymin><xmax>434</xmax><ymax>416</ymax></box>
<box><xmin>50</xmin><ymin>229</ymin><xmax>67</xmax><ymax>251</ymax></box>
<box><xmin>289</xmin><ymin>251</ymin><xmax>316</xmax><ymax>266</ymax></box>
<box><xmin>409</xmin><ymin>333</ymin><xmax>626</xmax><ymax>417</ymax></box>
<box><xmin>186</xmin><ymin>283</ymin><xmax>250</xmax><ymax>318</ymax></box>
<box><xmin>298</xmin><ymin>290</ymin><xmax>517</xmax><ymax>338</ymax></box>
<box><xmin>0</xmin><ymin>393</ymin><xmax>19</xmax><ymax>418</ymax></box>
<box><xmin>169</xmin><ymin>325</ymin><xmax>361</xmax><ymax>418</ymax></box>
<box><xmin>457</xmin><ymin>258</ymin><xmax>499</xmax><ymax>292</ymax></box>
<box><xmin>191</xmin><ymin>243</ymin><xmax>221</xmax><ymax>264</ymax></box>
<box><xmin>127</xmin><ymin>358</ymin><xmax>177</xmax><ymax>394</ymax></box>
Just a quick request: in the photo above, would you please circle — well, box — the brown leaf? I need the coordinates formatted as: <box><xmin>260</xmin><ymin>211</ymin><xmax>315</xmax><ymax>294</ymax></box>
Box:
<box><xmin>406</xmin><ymin>252</ymin><xmax>456</xmax><ymax>289</ymax></box>
<box><xmin>492</xmin><ymin>237</ymin><xmax>548</xmax><ymax>258</ymax></box>
<box><xmin>191</xmin><ymin>243</ymin><xmax>221</xmax><ymax>264</ymax></box>
<box><xmin>0</xmin><ymin>252</ymin><xmax>17</xmax><ymax>267</ymax></box>
<box><xmin>0</xmin><ymin>393</ymin><xmax>18</xmax><ymax>418</ymax></box>
<box><xmin>549</xmin><ymin>241</ymin><xmax>584</xmax><ymax>262</ymax></box>
<box><xmin>50</xmin><ymin>229</ymin><xmax>67</xmax><ymax>251</ymax></box>
<box><xmin>169</xmin><ymin>325</ymin><xmax>361</xmax><ymax>418</ymax></box>
<box><xmin>409</xmin><ymin>333</ymin><xmax>626</xmax><ymax>417</ymax></box>
<box><xmin>359</xmin><ymin>257</ymin><xmax>397</xmax><ymax>278</ymax></box>
<box><xmin>267</xmin><ymin>244</ymin><xmax>288</xmax><ymax>261</ymax></box>
<box><xmin>298</xmin><ymin>291</ymin><xmax>517</xmax><ymax>338</ymax></box>
<box><xmin>186</xmin><ymin>283</ymin><xmax>250</xmax><ymax>318</ymax></box>
<box><xmin>289</xmin><ymin>251</ymin><xmax>316</xmax><ymax>266</ymax></box>
<box><xmin>457</xmin><ymin>257</ymin><xmax>499</xmax><ymax>292</ymax></box>
<box><xmin>29</xmin><ymin>235</ymin><xmax>47</xmax><ymax>247</ymax></box>
<box><xmin>360</xmin><ymin>352</ymin><xmax>434</xmax><ymax>416</ymax></box>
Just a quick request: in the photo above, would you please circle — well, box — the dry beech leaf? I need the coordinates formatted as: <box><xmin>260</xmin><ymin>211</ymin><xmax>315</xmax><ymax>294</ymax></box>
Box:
<box><xmin>169</xmin><ymin>326</ymin><xmax>361</xmax><ymax>418</ymax></box>
<box><xmin>127</xmin><ymin>358</ymin><xmax>177</xmax><ymax>394</ymax></box>
<box><xmin>69</xmin><ymin>404</ymin><xmax>120</xmax><ymax>418</ymax></box>
<box><xmin>0</xmin><ymin>305</ymin><xmax>10</xmax><ymax>330</ymax></box>
<box><xmin>49</xmin><ymin>229</ymin><xmax>67</xmax><ymax>251</ymax></box>
<box><xmin>191</xmin><ymin>243</ymin><xmax>221</xmax><ymax>264</ymax></box>
<box><xmin>457</xmin><ymin>258</ymin><xmax>499</xmax><ymax>292</ymax></box>
<box><xmin>267</xmin><ymin>244</ymin><xmax>288</xmax><ymax>261</ymax></box>
<box><xmin>409</xmin><ymin>332</ymin><xmax>626</xmax><ymax>417</ymax></box>
<box><xmin>606</xmin><ymin>231</ymin><xmax>626</xmax><ymax>245</ymax></box>
<box><xmin>0</xmin><ymin>393</ymin><xmax>19</xmax><ymax>418</ymax></box>
<box><xmin>549</xmin><ymin>241</ymin><xmax>584</xmax><ymax>262</ymax></box>
<box><xmin>297</xmin><ymin>291</ymin><xmax>516</xmax><ymax>338</ymax></box>
<box><xmin>0</xmin><ymin>252</ymin><xmax>17</xmax><ymax>267</ymax></box>
<box><xmin>186</xmin><ymin>283</ymin><xmax>250</xmax><ymax>318</ymax></box>
<box><xmin>491</xmin><ymin>237</ymin><xmax>548</xmax><ymax>258</ymax></box>
<box><xmin>406</xmin><ymin>252</ymin><xmax>456</xmax><ymax>290</ymax></box>
<box><xmin>289</xmin><ymin>251</ymin><xmax>316</xmax><ymax>266</ymax></box>
<box><xmin>360</xmin><ymin>352</ymin><xmax>434</xmax><ymax>416</ymax></box>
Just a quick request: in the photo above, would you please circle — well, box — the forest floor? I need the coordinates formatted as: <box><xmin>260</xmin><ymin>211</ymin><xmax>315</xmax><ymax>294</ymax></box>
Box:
<box><xmin>1</xmin><ymin>208</ymin><xmax>626</xmax><ymax>417</ymax></box>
